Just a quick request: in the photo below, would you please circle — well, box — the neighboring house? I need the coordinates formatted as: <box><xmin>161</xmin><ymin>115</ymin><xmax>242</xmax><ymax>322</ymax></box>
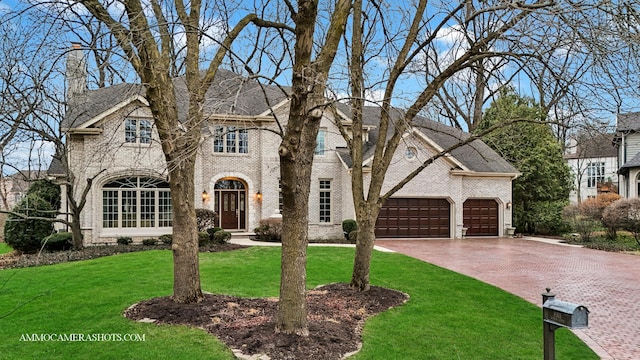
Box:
<box><xmin>0</xmin><ymin>170</ymin><xmax>48</xmax><ymax>211</ymax></box>
<box><xmin>54</xmin><ymin>45</ymin><xmax>519</xmax><ymax>245</ymax></box>
<box><xmin>614</xmin><ymin>112</ymin><xmax>640</xmax><ymax>198</ymax></box>
<box><xmin>564</xmin><ymin>133</ymin><xmax>618</xmax><ymax>203</ymax></box>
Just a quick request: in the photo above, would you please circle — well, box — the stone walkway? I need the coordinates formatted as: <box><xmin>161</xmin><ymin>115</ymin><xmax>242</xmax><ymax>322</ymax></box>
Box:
<box><xmin>375</xmin><ymin>237</ymin><xmax>640</xmax><ymax>360</ymax></box>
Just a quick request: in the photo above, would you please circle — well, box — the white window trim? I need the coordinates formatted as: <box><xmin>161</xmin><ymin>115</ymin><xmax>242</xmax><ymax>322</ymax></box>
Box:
<box><xmin>319</xmin><ymin>179</ymin><xmax>332</xmax><ymax>223</ymax></box>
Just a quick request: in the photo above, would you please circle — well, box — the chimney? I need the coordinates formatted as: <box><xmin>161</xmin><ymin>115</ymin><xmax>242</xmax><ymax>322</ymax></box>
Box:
<box><xmin>66</xmin><ymin>42</ymin><xmax>87</xmax><ymax>100</ymax></box>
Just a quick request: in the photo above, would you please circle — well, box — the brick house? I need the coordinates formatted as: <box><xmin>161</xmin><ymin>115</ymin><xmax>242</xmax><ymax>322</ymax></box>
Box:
<box><xmin>55</xmin><ymin>46</ymin><xmax>518</xmax><ymax>245</ymax></box>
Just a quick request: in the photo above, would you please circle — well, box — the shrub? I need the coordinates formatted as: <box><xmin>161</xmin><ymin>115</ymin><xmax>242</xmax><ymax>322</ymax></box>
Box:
<box><xmin>198</xmin><ymin>231</ymin><xmax>211</xmax><ymax>246</ymax></box>
<box><xmin>196</xmin><ymin>208</ymin><xmax>218</xmax><ymax>232</ymax></box>
<box><xmin>4</xmin><ymin>194</ymin><xmax>55</xmax><ymax>253</ymax></box>
<box><xmin>159</xmin><ymin>234</ymin><xmax>173</xmax><ymax>245</ymax></box>
<box><xmin>253</xmin><ymin>218</ymin><xmax>282</xmax><ymax>242</ymax></box>
<box><xmin>212</xmin><ymin>231</ymin><xmax>231</xmax><ymax>244</ymax></box>
<box><xmin>207</xmin><ymin>227</ymin><xmax>224</xmax><ymax>237</ymax></box>
<box><xmin>603</xmin><ymin>198</ymin><xmax>640</xmax><ymax>246</ymax></box>
<box><xmin>528</xmin><ymin>201</ymin><xmax>571</xmax><ymax>235</ymax></box>
<box><xmin>348</xmin><ymin>230</ymin><xmax>358</xmax><ymax>244</ymax></box>
<box><xmin>563</xmin><ymin>204</ymin><xmax>599</xmax><ymax>242</ymax></box>
<box><xmin>41</xmin><ymin>232</ymin><xmax>73</xmax><ymax>251</ymax></box>
<box><xmin>580</xmin><ymin>193</ymin><xmax>622</xmax><ymax>220</ymax></box>
<box><xmin>142</xmin><ymin>238</ymin><xmax>157</xmax><ymax>246</ymax></box>
<box><xmin>27</xmin><ymin>179</ymin><xmax>62</xmax><ymax>212</ymax></box>
<box><xmin>117</xmin><ymin>236</ymin><xmax>133</xmax><ymax>245</ymax></box>
<box><xmin>342</xmin><ymin>219</ymin><xmax>358</xmax><ymax>240</ymax></box>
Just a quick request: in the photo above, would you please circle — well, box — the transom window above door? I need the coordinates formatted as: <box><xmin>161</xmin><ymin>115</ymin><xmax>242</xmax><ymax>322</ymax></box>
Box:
<box><xmin>214</xmin><ymin>179</ymin><xmax>246</xmax><ymax>189</ymax></box>
<box><xmin>213</xmin><ymin>126</ymin><xmax>248</xmax><ymax>154</ymax></box>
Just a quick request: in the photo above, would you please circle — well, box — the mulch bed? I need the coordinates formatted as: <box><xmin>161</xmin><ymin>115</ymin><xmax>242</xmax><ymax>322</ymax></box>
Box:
<box><xmin>125</xmin><ymin>283</ymin><xmax>409</xmax><ymax>360</ymax></box>
<box><xmin>0</xmin><ymin>243</ymin><xmax>247</xmax><ymax>269</ymax></box>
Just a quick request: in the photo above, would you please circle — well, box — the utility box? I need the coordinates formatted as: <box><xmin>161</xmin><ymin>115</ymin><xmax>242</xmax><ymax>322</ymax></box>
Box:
<box><xmin>543</xmin><ymin>299</ymin><xmax>589</xmax><ymax>329</ymax></box>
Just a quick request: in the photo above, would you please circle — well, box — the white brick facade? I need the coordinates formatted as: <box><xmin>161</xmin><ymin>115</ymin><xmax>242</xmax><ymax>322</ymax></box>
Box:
<box><xmin>64</xmin><ymin>99</ymin><xmax>515</xmax><ymax>244</ymax></box>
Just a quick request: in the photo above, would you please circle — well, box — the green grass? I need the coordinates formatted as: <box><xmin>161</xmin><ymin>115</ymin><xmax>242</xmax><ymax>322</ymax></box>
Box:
<box><xmin>0</xmin><ymin>247</ymin><xmax>597</xmax><ymax>359</ymax></box>
<box><xmin>0</xmin><ymin>242</ymin><xmax>11</xmax><ymax>254</ymax></box>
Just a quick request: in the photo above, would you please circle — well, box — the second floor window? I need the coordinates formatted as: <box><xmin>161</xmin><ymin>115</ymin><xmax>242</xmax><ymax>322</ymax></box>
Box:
<box><xmin>587</xmin><ymin>162</ymin><xmax>605</xmax><ymax>188</ymax></box>
<box><xmin>214</xmin><ymin>126</ymin><xmax>249</xmax><ymax>154</ymax></box>
<box><xmin>315</xmin><ymin>129</ymin><xmax>326</xmax><ymax>155</ymax></box>
<box><xmin>125</xmin><ymin>119</ymin><xmax>152</xmax><ymax>144</ymax></box>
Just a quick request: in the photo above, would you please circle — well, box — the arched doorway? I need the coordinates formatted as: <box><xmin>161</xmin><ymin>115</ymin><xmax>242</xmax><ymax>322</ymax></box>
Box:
<box><xmin>214</xmin><ymin>179</ymin><xmax>247</xmax><ymax>230</ymax></box>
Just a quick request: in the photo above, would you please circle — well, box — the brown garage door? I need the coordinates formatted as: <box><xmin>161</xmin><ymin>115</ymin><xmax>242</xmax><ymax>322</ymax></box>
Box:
<box><xmin>376</xmin><ymin>198</ymin><xmax>450</xmax><ymax>238</ymax></box>
<box><xmin>463</xmin><ymin>199</ymin><xmax>498</xmax><ymax>236</ymax></box>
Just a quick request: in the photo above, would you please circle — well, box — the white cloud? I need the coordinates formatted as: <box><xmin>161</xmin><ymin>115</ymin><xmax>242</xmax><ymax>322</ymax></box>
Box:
<box><xmin>2</xmin><ymin>140</ymin><xmax>56</xmax><ymax>174</ymax></box>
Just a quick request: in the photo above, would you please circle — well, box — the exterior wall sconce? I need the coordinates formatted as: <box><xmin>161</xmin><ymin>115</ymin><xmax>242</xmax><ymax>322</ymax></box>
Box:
<box><xmin>506</xmin><ymin>201</ymin><xmax>512</xmax><ymax>209</ymax></box>
<box><xmin>256</xmin><ymin>191</ymin><xmax>262</xmax><ymax>202</ymax></box>
<box><xmin>202</xmin><ymin>190</ymin><xmax>210</xmax><ymax>204</ymax></box>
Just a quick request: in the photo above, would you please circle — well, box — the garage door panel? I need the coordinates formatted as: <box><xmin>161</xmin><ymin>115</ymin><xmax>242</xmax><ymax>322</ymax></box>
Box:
<box><xmin>376</xmin><ymin>198</ymin><xmax>450</xmax><ymax>238</ymax></box>
<box><xmin>463</xmin><ymin>199</ymin><xmax>498</xmax><ymax>236</ymax></box>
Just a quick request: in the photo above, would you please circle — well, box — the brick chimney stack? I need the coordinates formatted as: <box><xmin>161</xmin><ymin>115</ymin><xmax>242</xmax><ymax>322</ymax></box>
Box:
<box><xmin>66</xmin><ymin>42</ymin><xmax>87</xmax><ymax>100</ymax></box>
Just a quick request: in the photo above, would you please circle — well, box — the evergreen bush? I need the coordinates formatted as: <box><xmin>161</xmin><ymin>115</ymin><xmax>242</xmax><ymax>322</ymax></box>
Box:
<box><xmin>116</xmin><ymin>236</ymin><xmax>133</xmax><ymax>245</ymax></box>
<box><xmin>4</xmin><ymin>194</ymin><xmax>54</xmax><ymax>253</ymax></box>
<box><xmin>41</xmin><ymin>232</ymin><xmax>73</xmax><ymax>251</ymax></box>
<box><xmin>159</xmin><ymin>234</ymin><xmax>173</xmax><ymax>245</ymax></box>
<box><xmin>212</xmin><ymin>231</ymin><xmax>231</xmax><ymax>244</ymax></box>
<box><xmin>142</xmin><ymin>238</ymin><xmax>157</xmax><ymax>246</ymax></box>
<box><xmin>342</xmin><ymin>219</ymin><xmax>358</xmax><ymax>240</ymax></box>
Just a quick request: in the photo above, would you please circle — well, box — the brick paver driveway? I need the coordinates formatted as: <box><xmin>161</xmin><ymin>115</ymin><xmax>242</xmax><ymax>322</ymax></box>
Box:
<box><xmin>376</xmin><ymin>237</ymin><xmax>640</xmax><ymax>360</ymax></box>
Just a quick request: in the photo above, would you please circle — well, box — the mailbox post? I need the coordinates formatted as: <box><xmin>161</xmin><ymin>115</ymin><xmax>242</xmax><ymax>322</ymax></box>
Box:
<box><xmin>541</xmin><ymin>288</ymin><xmax>589</xmax><ymax>360</ymax></box>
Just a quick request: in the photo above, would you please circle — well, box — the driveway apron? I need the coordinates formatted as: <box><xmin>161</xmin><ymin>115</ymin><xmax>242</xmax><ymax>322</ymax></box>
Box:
<box><xmin>376</xmin><ymin>238</ymin><xmax>640</xmax><ymax>360</ymax></box>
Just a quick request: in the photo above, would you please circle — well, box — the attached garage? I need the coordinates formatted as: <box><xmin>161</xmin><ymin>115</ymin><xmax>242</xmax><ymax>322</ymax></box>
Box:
<box><xmin>463</xmin><ymin>199</ymin><xmax>499</xmax><ymax>236</ymax></box>
<box><xmin>376</xmin><ymin>198</ymin><xmax>450</xmax><ymax>238</ymax></box>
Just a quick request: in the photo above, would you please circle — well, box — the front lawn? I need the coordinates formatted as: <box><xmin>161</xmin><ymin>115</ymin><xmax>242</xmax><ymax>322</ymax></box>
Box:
<box><xmin>0</xmin><ymin>247</ymin><xmax>597</xmax><ymax>359</ymax></box>
<box><xmin>0</xmin><ymin>242</ymin><xmax>10</xmax><ymax>254</ymax></box>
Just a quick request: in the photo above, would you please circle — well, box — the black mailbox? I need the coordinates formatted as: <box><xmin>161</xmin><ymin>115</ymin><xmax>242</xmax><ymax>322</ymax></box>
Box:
<box><xmin>543</xmin><ymin>299</ymin><xmax>589</xmax><ymax>329</ymax></box>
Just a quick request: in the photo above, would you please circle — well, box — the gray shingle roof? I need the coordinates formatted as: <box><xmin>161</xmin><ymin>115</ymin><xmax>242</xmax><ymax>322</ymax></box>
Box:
<box><xmin>64</xmin><ymin>83</ymin><xmax>144</xmax><ymax>129</ymax></box>
<box><xmin>621</xmin><ymin>152</ymin><xmax>640</xmax><ymax>171</ymax></box>
<box><xmin>64</xmin><ymin>69</ymin><xmax>289</xmax><ymax>129</ymax></box>
<box><xmin>564</xmin><ymin>133</ymin><xmax>617</xmax><ymax>160</ymax></box>
<box><xmin>335</xmin><ymin>105</ymin><xmax>518</xmax><ymax>174</ymax></box>
<box><xmin>617</xmin><ymin>112</ymin><xmax>640</xmax><ymax>132</ymax></box>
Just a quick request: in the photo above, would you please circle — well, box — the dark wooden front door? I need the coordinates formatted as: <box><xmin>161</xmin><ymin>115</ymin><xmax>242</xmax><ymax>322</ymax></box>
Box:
<box><xmin>220</xmin><ymin>191</ymin><xmax>238</xmax><ymax>229</ymax></box>
<box><xmin>463</xmin><ymin>199</ymin><xmax>499</xmax><ymax>236</ymax></box>
<box><xmin>376</xmin><ymin>198</ymin><xmax>450</xmax><ymax>238</ymax></box>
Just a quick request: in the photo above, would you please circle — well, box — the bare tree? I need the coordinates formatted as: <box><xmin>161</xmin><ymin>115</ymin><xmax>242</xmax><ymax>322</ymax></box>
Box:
<box><xmin>24</xmin><ymin>0</ymin><xmax>283</xmax><ymax>304</ymax></box>
<box><xmin>275</xmin><ymin>0</ymin><xmax>351</xmax><ymax>336</ymax></box>
<box><xmin>339</xmin><ymin>0</ymin><xmax>575</xmax><ymax>291</ymax></box>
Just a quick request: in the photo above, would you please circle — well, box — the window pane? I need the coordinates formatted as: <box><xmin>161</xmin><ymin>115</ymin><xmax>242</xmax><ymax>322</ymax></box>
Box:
<box><xmin>158</xmin><ymin>191</ymin><xmax>173</xmax><ymax>227</ymax></box>
<box><xmin>226</xmin><ymin>126</ymin><xmax>236</xmax><ymax>153</ymax></box>
<box><xmin>239</xmin><ymin>129</ymin><xmax>249</xmax><ymax>153</ymax></box>
<box><xmin>140</xmin><ymin>190</ymin><xmax>155</xmax><ymax>227</ymax></box>
<box><xmin>102</xmin><ymin>190</ymin><xmax>118</xmax><ymax>228</ymax></box>
<box><xmin>213</xmin><ymin>126</ymin><xmax>224</xmax><ymax>153</ymax></box>
<box><xmin>122</xmin><ymin>190</ymin><xmax>137</xmax><ymax>227</ymax></box>
<box><xmin>125</xmin><ymin>119</ymin><xmax>137</xmax><ymax>143</ymax></box>
<box><xmin>319</xmin><ymin>180</ymin><xmax>331</xmax><ymax>222</ymax></box>
<box><xmin>315</xmin><ymin>129</ymin><xmax>326</xmax><ymax>155</ymax></box>
<box><xmin>139</xmin><ymin>120</ymin><xmax>152</xmax><ymax>144</ymax></box>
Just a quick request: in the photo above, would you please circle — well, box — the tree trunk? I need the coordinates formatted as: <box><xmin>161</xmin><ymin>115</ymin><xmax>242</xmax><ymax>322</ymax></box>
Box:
<box><xmin>350</xmin><ymin>204</ymin><xmax>380</xmax><ymax>291</ymax></box>
<box><xmin>276</xmin><ymin>153</ymin><xmax>311</xmax><ymax>335</ymax></box>
<box><xmin>168</xmin><ymin>156</ymin><xmax>203</xmax><ymax>304</ymax></box>
<box><xmin>69</xmin><ymin>214</ymin><xmax>84</xmax><ymax>250</ymax></box>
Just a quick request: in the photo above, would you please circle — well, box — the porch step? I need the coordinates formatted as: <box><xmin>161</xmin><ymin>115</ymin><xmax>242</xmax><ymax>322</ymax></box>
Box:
<box><xmin>229</xmin><ymin>231</ymin><xmax>254</xmax><ymax>239</ymax></box>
